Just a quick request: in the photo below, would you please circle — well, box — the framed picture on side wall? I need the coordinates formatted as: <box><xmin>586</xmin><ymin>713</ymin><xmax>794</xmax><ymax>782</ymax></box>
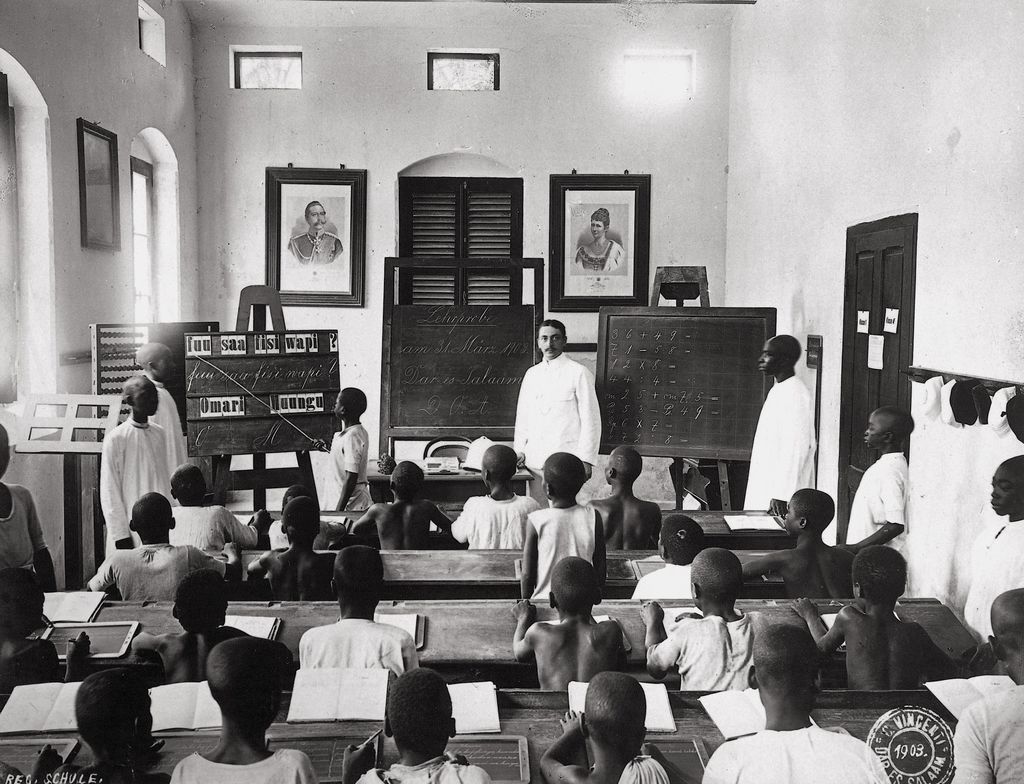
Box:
<box><xmin>77</xmin><ymin>119</ymin><xmax>121</xmax><ymax>251</ymax></box>
<box><xmin>549</xmin><ymin>173</ymin><xmax>651</xmax><ymax>311</ymax></box>
<box><xmin>265</xmin><ymin>166</ymin><xmax>367</xmax><ymax>307</ymax></box>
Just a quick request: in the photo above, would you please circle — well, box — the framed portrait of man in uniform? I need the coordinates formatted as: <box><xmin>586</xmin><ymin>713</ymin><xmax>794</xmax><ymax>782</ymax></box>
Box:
<box><xmin>548</xmin><ymin>173</ymin><xmax>650</xmax><ymax>312</ymax></box>
<box><xmin>265</xmin><ymin>166</ymin><xmax>367</xmax><ymax>307</ymax></box>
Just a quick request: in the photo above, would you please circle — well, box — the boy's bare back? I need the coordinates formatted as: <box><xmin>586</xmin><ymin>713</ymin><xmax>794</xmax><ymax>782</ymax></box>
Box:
<box><xmin>264</xmin><ymin>549</ymin><xmax>334</xmax><ymax>600</ymax></box>
<box><xmin>590</xmin><ymin>496</ymin><xmax>660</xmax><ymax>550</ymax></box>
<box><xmin>358</xmin><ymin>500</ymin><xmax>450</xmax><ymax>549</ymax></box>
<box><xmin>144</xmin><ymin>627</ymin><xmax>247</xmax><ymax>683</ymax></box>
<box><xmin>752</xmin><ymin>543</ymin><xmax>854</xmax><ymax>598</ymax></box>
<box><xmin>524</xmin><ymin>619</ymin><xmax>625</xmax><ymax>690</ymax></box>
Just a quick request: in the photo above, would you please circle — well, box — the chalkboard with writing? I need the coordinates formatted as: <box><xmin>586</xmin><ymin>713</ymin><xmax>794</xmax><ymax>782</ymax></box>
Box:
<box><xmin>596</xmin><ymin>307</ymin><xmax>776</xmax><ymax>460</ymax></box>
<box><xmin>184</xmin><ymin>330</ymin><xmax>341</xmax><ymax>456</ymax></box>
<box><xmin>381</xmin><ymin>258</ymin><xmax>544</xmax><ymax>448</ymax></box>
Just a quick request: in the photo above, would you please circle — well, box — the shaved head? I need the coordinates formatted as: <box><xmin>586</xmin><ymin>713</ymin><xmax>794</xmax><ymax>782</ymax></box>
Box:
<box><xmin>584</xmin><ymin>671</ymin><xmax>646</xmax><ymax>755</ymax></box>
<box><xmin>789</xmin><ymin>489</ymin><xmax>835</xmax><ymax>532</ymax></box>
<box><xmin>207</xmin><ymin>637</ymin><xmax>291</xmax><ymax>726</ymax></box>
<box><xmin>753</xmin><ymin>625</ymin><xmax>819</xmax><ymax>701</ymax></box>
<box><xmin>482</xmin><ymin>444</ymin><xmax>518</xmax><ymax>482</ymax></box>
<box><xmin>998</xmin><ymin>456</ymin><xmax>1024</xmax><ymax>482</ymax></box>
<box><xmin>122</xmin><ymin>374</ymin><xmax>156</xmax><ymax>400</ymax></box>
<box><xmin>690</xmin><ymin>547</ymin><xmax>742</xmax><ymax>603</ymax></box>
<box><xmin>135</xmin><ymin>342</ymin><xmax>172</xmax><ymax>366</ymax></box>
<box><xmin>871</xmin><ymin>406</ymin><xmax>915</xmax><ymax>442</ymax></box>
<box><xmin>608</xmin><ymin>446</ymin><xmax>643</xmax><ymax>483</ymax></box>
<box><xmin>550</xmin><ymin>556</ymin><xmax>599</xmax><ymax>613</ymax></box>
<box><xmin>543</xmin><ymin>452</ymin><xmax>587</xmax><ymax>501</ymax></box>
<box><xmin>768</xmin><ymin>335</ymin><xmax>802</xmax><ymax>364</ymax></box>
<box><xmin>992</xmin><ymin>589</ymin><xmax>1024</xmax><ymax>642</ymax></box>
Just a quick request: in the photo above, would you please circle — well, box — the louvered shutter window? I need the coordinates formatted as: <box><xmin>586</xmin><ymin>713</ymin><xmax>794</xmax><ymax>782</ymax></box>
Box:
<box><xmin>466</xmin><ymin>192</ymin><xmax>512</xmax><ymax>257</ymax></box>
<box><xmin>409</xmin><ymin>269</ymin><xmax>457</xmax><ymax>305</ymax></box>
<box><xmin>465</xmin><ymin>270</ymin><xmax>512</xmax><ymax>305</ymax></box>
<box><xmin>410</xmin><ymin>191</ymin><xmax>458</xmax><ymax>257</ymax></box>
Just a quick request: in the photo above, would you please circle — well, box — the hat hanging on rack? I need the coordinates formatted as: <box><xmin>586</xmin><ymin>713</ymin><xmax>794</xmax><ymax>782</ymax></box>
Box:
<box><xmin>950</xmin><ymin>380</ymin><xmax>981</xmax><ymax>426</ymax></box>
<box><xmin>913</xmin><ymin>376</ymin><xmax>944</xmax><ymax>420</ymax></box>
<box><xmin>939</xmin><ymin>379</ymin><xmax>961</xmax><ymax>428</ymax></box>
<box><xmin>990</xmin><ymin>387</ymin><xmax>1017</xmax><ymax>435</ymax></box>
<box><xmin>972</xmin><ymin>385</ymin><xmax>993</xmax><ymax>425</ymax></box>
<box><xmin>1006</xmin><ymin>395</ymin><xmax>1024</xmax><ymax>444</ymax></box>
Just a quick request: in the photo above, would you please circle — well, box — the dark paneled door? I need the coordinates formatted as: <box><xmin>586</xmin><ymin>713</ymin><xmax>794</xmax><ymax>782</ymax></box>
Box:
<box><xmin>838</xmin><ymin>214</ymin><xmax>918</xmax><ymax>541</ymax></box>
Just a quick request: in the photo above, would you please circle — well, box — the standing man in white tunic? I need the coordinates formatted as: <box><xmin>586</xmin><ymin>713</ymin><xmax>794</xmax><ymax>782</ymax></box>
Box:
<box><xmin>744</xmin><ymin>335</ymin><xmax>815</xmax><ymax>515</ymax></box>
<box><xmin>514</xmin><ymin>320</ymin><xmax>601</xmax><ymax>509</ymax></box>
<box><xmin>136</xmin><ymin>342</ymin><xmax>188</xmax><ymax>474</ymax></box>
<box><xmin>100</xmin><ymin>375</ymin><xmax>172</xmax><ymax>553</ymax></box>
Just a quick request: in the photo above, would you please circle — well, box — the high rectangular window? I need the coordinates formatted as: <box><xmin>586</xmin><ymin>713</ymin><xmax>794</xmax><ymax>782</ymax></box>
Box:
<box><xmin>137</xmin><ymin>1</ymin><xmax>166</xmax><ymax>66</ymax></box>
<box><xmin>428</xmin><ymin>52</ymin><xmax>499</xmax><ymax>91</ymax></box>
<box><xmin>233</xmin><ymin>51</ymin><xmax>302</xmax><ymax>90</ymax></box>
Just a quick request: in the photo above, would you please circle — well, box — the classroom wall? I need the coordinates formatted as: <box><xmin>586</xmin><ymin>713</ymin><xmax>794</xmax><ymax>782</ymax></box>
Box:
<box><xmin>725</xmin><ymin>0</ymin><xmax>1024</xmax><ymax>613</ymax></box>
<box><xmin>189</xmin><ymin>1</ymin><xmax>734</xmax><ymax>499</ymax></box>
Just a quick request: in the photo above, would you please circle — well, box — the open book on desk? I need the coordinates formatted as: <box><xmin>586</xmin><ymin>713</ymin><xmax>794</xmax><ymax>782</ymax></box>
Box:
<box><xmin>699</xmin><ymin>688</ymin><xmax>818</xmax><ymax>740</ymax></box>
<box><xmin>0</xmin><ymin>682</ymin><xmax>81</xmax><ymax>734</ymax></box>
<box><xmin>287</xmin><ymin>668</ymin><xmax>389</xmax><ymax>723</ymax></box>
<box><xmin>569</xmin><ymin>681</ymin><xmax>676</xmax><ymax>732</ymax></box>
<box><xmin>150</xmin><ymin>681</ymin><xmax>222</xmax><ymax>731</ymax></box>
<box><xmin>926</xmin><ymin>675</ymin><xmax>1016</xmax><ymax>719</ymax></box>
<box><xmin>374</xmin><ymin>613</ymin><xmax>426</xmax><ymax>650</ymax></box>
<box><xmin>723</xmin><ymin>514</ymin><xmax>784</xmax><ymax>531</ymax></box>
<box><xmin>224</xmin><ymin>615</ymin><xmax>280</xmax><ymax>640</ymax></box>
<box><xmin>44</xmin><ymin>592</ymin><xmax>105</xmax><ymax>623</ymax></box>
<box><xmin>448</xmin><ymin>682</ymin><xmax>501</xmax><ymax>734</ymax></box>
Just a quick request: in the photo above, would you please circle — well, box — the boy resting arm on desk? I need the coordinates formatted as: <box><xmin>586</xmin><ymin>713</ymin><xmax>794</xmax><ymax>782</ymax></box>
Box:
<box><xmin>631</xmin><ymin>514</ymin><xmax>705</xmax><ymax>601</ymax></box>
<box><xmin>248</xmin><ymin>496</ymin><xmax>334</xmax><ymax>600</ymax></box>
<box><xmin>521</xmin><ymin>452</ymin><xmax>606</xmax><ymax>601</ymax></box>
<box><xmin>795</xmin><ymin>546</ymin><xmax>955</xmax><ymax>689</ymax></box>
<box><xmin>452</xmin><ymin>444</ymin><xmax>540</xmax><ymax>549</ymax></box>
<box><xmin>742</xmin><ymin>489</ymin><xmax>855</xmax><ymax>599</ymax></box>
<box><xmin>351</xmin><ymin>461</ymin><xmax>454</xmax><ymax>550</ymax></box>
<box><xmin>588</xmin><ymin>446</ymin><xmax>661</xmax><ymax>550</ymax></box>
<box><xmin>169</xmin><ymin>464</ymin><xmax>263</xmax><ymax>552</ymax></box>
<box><xmin>512</xmin><ymin>556</ymin><xmax>625</xmax><ymax>689</ymax></box>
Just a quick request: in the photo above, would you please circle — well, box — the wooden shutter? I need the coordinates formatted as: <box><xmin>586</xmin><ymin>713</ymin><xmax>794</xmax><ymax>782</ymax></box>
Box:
<box><xmin>410</xmin><ymin>191</ymin><xmax>458</xmax><ymax>257</ymax></box>
<box><xmin>465</xmin><ymin>269</ymin><xmax>512</xmax><ymax>305</ymax></box>
<box><xmin>466</xmin><ymin>191</ymin><xmax>513</xmax><ymax>257</ymax></box>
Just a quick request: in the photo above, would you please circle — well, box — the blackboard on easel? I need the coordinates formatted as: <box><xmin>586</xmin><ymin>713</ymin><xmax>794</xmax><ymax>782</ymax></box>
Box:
<box><xmin>380</xmin><ymin>258</ymin><xmax>543</xmax><ymax>452</ymax></box>
<box><xmin>596</xmin><ymin>307</ymin><xmax>776</xmax><ymax>460</ymax></box>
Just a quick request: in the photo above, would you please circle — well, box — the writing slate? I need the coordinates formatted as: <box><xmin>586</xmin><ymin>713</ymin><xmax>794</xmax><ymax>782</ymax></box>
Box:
<box><xmin>449</xmin><ymin>736</ymin><xmax>529</xmax><ymax>784</ymax></box>
<box><xmin>596</xmin><ymin>307</ymin><xmax>776</xmax><ymax>460</ymax></box>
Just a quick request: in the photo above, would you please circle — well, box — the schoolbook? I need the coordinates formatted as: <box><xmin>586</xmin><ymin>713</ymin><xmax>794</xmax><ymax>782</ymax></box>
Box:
<box><xmin>287</xmin><ymin>668</ymin><xmax>389</xmax><ymax>723</ymax></box>
<box><xmin>374</xmin><ymin>613</ymin><xmax>426</xmax><ymax>650</ymax></box>
<box><xmin>448</xmin><ymin>682</ymin><xmax>501</xmax><ymax>734</ymax></box>
<box><xmin>0</xmin><ymin>682</ymin><xmax>81</xmax><ymax>734</ymax></box>
<box><xmin>43</xmin><ymin>592</ymin><xmax>106</xmax><ymax>623</ymax></box>
<box><xmin>568</xmin><ymin>681</ymin><xmax>675</xmax><ymax>732</ymax></box>
<box><xmin>149</xmin><ymin>681</ymin><xmax>222</xmax><ymax>731</ymax></box>
<box><xmin>224</xmin><ymin>614</ymin><xmax>280</xmax><ymax>640</ymax></box>
<box><xmin>723</xmin><ymin>514</ymin><xmax>784</xmax><ymax>531</ymax></box>
<box><xmin>698</xmin><ymin>688</ymin><xmax>818</xmax><ymax>739</ymax></box>
<box><xmin>926</xmin><ymin>675</ymin><xmax>1016</xmax><ymax>719</ymax></box>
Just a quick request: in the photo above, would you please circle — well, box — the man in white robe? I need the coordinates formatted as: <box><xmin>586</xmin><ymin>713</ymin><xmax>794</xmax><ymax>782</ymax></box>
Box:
<box><xmin>136</xmin><ymin>342</ymin><xmax>188</xmax><ymax>474</ymax></box>
<box><xmin>744</xmin><ymin>335</ymin><xmax>815</xmax><ymax>515</ymax></box>
<box><xmin>100</xmin><ymin>375</ymin><xmax>172</xmax><ymax>553</ymax></box>
<box><xmin>514</xmin><ymin>320</ymin><xmax>601</xmax><ymax>508</ymax></box>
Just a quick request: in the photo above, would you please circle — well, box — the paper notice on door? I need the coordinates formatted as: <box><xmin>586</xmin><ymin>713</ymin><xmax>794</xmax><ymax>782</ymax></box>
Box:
<box><xmin>884</xmin><ymin>308</ymin><xmax>899</xmax><ymax>333</ymax></box>
<box><xmin>868</xmin><ymin>335</ymin><xmax>884</xmax><ymax>369</ymax></box>
<box><xmin>857</xmin><ymin>311</ymin><xmax>870</xmax><ymax>334</ymax></box>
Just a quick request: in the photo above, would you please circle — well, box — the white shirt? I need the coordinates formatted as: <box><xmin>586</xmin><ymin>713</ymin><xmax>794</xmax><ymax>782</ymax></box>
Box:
<box><xmin>451</xmin><ymin>495</ymin><xmax>540</xmax><ymax>549</ymax></box>
<box><xmin>964</xmin><ymin>507</ymin><xmax>1024</xmax><ymax>640</ymax></box>
<box><xmin>329</xmin><ymin>424</ymin><xmax>372</xmax><ymax>511</ymax></box>
<box><xmin>514</xmin><ymin>353</ymin><xmax>601</xmax><ymax>470</ymax></box>
<box><xmin>171</xmin><ymin>750</ymin><xmax>317</xmax><ymax>784</ymax></box>
<box><xmin>99</xmin><ymin>419</ymin><xmax>172</xmax><ymax>551</ymax></box>
<box><xmin>631</xmin><ymin>563</ymin><xmax>693</xmax><ymax>600</ymax></box>
<box><xmin>0</xmin><ymin>485</ymin><xmax>45</xmax><ymax>570</ymax></box>
<box><xmin>953</xmin><ymin>684</ymin><xmax>1024</xmax><ymax>784</ymax></box>
<box><xmin>168</xmin><ymin>505</ymin><xmax>257</xmax><ymax>552</ymax></box>
<box><xmin>702</xmin><ymin>726</ymin><xmax>891</xmax><ymax>784</ymax></box>
<box><xmin>299</xmin><ymin>618</ymin><xmax>419</xmax><ymax>675</ymax></box>
<box><xmin>152</xmin><ymin>380</ymin><xmax>188</xmax><ymax>474</ymax></box>
<box><xmin>846</xmin><ymin>453</ymin><xmax>909</xmax><ymax>551</ymax></box>
<box><xmin>744</xmin><ymin>376</ymin><xmax>815</xmax><ymax>511</ymax></box>
<box><xmin>356</xmin><ymin>757</ymin><xmax>492</xmax><ymax>784</ymax></box>
<box><xmin>616</xmin><ymin>757</ymin><xmax>670</xmax><ymax>784</ymax></box>
<box><xmin>529</xmin><ymin>504</ymin><xmax>597</xmax><ymax>601</ymax></box>
<box><xmin>647</xmin><ymin>611</ymin><xmax>766</xmax><ymax>690</ymax></box>
<box><xmin>87</xmin><ymin>543</ymin><xmax>225</xmax><ymax>601</ymax></box>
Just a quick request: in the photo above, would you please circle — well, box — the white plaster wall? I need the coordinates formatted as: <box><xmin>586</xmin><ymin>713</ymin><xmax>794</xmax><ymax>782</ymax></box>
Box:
<box><xmin>726</xmin><ymin>0</ymin><xmax>1024</xmax><ymax>613</ymax></box>
<box><xmin>190</xmin><ymin>2</ymin><xmax>734</xmax><ymax>498</ymax></box>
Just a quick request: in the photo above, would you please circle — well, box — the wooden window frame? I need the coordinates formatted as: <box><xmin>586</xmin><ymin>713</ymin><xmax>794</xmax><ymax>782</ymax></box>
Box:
<box><xmin>232</xmin><ymin>51</ymin><xmax>303</xmax><ymax>90</ymax></box>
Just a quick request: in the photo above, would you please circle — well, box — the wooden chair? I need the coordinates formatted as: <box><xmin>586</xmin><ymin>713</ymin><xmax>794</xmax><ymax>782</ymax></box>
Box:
<box><xmin>423</xmin><ymin>436</ymin><xmax>472</xmax><ymax>462</ymax></box>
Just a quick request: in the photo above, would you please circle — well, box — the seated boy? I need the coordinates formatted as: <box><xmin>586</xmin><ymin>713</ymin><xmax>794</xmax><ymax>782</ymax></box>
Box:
<box><xmin>796</xmin><ymin>546</ymin><xmax>955</xmax><ymax>689</ymax></box>
<box><xmin>540</xmin><ymin>671</ymin><xmax>672</xmax><ymax>784</ymax></box>
<box><xmin>512</xmin><ymin>556</ymin><xmax>625</xmax><ymax>689</ymax></box>
<box><xmin>170</xmin><ymin>637</ymin><xmax>316</xmax><ymax>783</ymax></box>
<box><xmin>643</xmin><ymin>548</ymin><xmax>768</xmax><ymax>690</ymax></box>
<box><xmin>0</xmin><ymin>423</ymin><xmax>56</xmax><ymax>588</ymax></box>
<box><xmin>588</xmin><ymin>446</ymin><xmax>661</xmax><ymax>550</ymax></box>
<box><xmin>89</xmin><ymin>493</ymin><xmax>239</xmax><ymax>601</ymax></box>
<box><xmin>169</xmin><ymin>464</ymin><xmax>262</xmax><ymax>552</ymax></box>
<box><xmin>299</xmin><ymin>545</ymin><xmax>418</xmax><ymax>674</ymax></box>
<box><xmin>702</xmin><ymin>625</ymin><xmax>890</xmax><ymax>784</ymax></box>
<box><xmin>742</xmin><ymin>489</ymin><xmax>855</xmax><ymax>598</ymax></box>
<box><xmin>844</xmin><ymin>407</ymin><xmax>913</xmax><ymax>554</ymax></box>
<box><xmin>131</xmin><ymin>568</ymin><xmax>249</xmax><ymax>683</ymax></box>
<box><xmin>255</xmin><ymin>483</ymin><xmax>312</xmax><ymax>551</ymax></box>
<box><xmin>452</xmin><ymin>444</ymin><xmax>540</xmax><ymax>550</ymax></box>
<box><xmin>351</xmin><ymin>461</ymin><xmax>454</xmax><ymax>550</ymax></box>
<box><xmin>0</xmin><ymin>568</ymin><xmax>89</xmax><ymax>692</ymax></box>
<box><xmin>342</xmin><ymin>667</ymin><xmax>492</xmax><ymax>784</ymax></box>
<box><xmin>631</xmin><ymin>514</ymin><xmax>705</xmax><ymax>600</ymax></box>
<box><xmin>954</xmin><ymin>588</ymin><xmax>1024</xmax><ymax>784</ymax></box>
<box><xmin>247</xmin><ymin>496</ymin><xmax>334</xmax><ymax>600</ymax></box>
<box><xmin>521</xmin><ymin>452</ymin><xmax>606</xmax><ymax>602</ymax></box>
<box><xmin>331</xmin><ymin>387</ymin><xmax>373</xmax><ymax>513</ymax></box>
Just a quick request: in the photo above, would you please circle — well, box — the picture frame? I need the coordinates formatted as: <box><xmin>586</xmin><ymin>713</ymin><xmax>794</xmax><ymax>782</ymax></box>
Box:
<box><xmin>548</xmin><ymin>173</ymin><xmax>651</xmax><ymax>312</ymax></box>
<box><xmin>76</xmin><ymin>119</ymin><xmax>120</xmax><ymax>251</ymax></box>
<box><xmin>265</xmin><ymin>166</ymin><xmax>367</xmax><ymax>307</ymax></box>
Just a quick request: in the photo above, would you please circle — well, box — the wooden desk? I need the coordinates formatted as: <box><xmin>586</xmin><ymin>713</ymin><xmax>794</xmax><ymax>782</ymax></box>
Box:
<box><xmin>367</xmin><ymin>469</ymin><xmax>533</xmax><ymax>512</ymax></box>
<box><xmin>93</xmin><ymin>598</ymin><xmax>975</xmax><ymax>688</ymax></box>
<box><xmin>682</xmin><ymin>511</ymin><xmax>792</xmax><ymax>550</ymax></box>
<box><xmin>14</xmin><ymin>690</ymin><xmax>956</xmax><ymax>783</ymax></box>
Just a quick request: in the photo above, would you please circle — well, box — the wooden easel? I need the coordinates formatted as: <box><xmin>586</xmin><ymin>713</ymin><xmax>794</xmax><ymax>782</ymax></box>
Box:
<box><xmin>209</xmin><ymin>286</ymin><xmax>319</xmax><ymax>509</ymax></box>
<box><xmin>15</xmin><ymin>394</ymin><xmax>123</xmax><ymax>588</ymax></box>
<box><xmin>648</xmin><ymin>266</ymin><xmax>735</xmax><ymax>510</ymax></box>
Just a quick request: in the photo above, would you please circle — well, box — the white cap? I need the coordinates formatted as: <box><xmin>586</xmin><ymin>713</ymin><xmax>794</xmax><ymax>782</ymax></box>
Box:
<box><xmin>939</xmin><ymin>379</ymin><xmax>961</xmax><ymax>428</ymax></box>
<box><xmin>990</xmin><ymin>387</ymin><xmax>1017</xmax><ymax>435</ymax></box>
<box><xmin>913</xmin><ymin>376</ymin><xmax>944</xmax><ymax>420</ymax></box>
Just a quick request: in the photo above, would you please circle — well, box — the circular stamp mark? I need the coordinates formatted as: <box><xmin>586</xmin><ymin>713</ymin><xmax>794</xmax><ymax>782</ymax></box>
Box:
<box><xmin>866</xmin><ymin>706</ymin><xmax>955</xmax><ymax>784</ymax></box>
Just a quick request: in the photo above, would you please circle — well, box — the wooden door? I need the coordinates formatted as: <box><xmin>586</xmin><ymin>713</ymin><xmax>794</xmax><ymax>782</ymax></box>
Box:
<box><xmin>837</xmin><ymin>214</ymin><xmax>917</xmax><ymax>541</ymax></box>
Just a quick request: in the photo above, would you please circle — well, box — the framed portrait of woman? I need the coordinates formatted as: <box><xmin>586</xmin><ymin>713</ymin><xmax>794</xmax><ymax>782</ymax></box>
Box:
<box><xmin>265</xmin><ymin>166</ymin><xmax>367</xmax><ymax>307</ymax></box>
<box><xmin>549</xmin><ymin>173</ymin><xmax>650</xmax><ymax>312</ymax></box>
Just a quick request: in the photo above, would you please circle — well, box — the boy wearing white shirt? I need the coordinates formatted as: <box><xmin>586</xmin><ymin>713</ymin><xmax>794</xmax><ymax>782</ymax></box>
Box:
<box><xmin>452</xmin><ymin>444</ymin><xmax>540</xmax><ymax>549</ymax></box>
<box><xmin>632</xmin><ymin>514</ymin><xmax>705</xmax><ymax>600</ymax></box>
<box><xmin>702</xmin><ymin>625</ymin><xmax>891</xmax><ymax>784</ymax></box>
<box><xmin>331</xmin><ymin>387</ymin><xmax>373</xmax><ymax>513</ymax></box>
<box><xmin>845</xmin><ymin>408</ymin><xmax>913</xmax><ymax>554</ymax></box>
<box><xmin>136</xmin><ymin>342</ymin><xmax>188</xmax><ymax>475</ymax></box>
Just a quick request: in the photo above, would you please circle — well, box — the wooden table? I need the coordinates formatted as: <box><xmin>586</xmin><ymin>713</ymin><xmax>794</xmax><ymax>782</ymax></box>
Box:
<box><xmin>10</xmin><ymin>690</ymin><xmax>956</xmax><ymax>783</ymax></box>
<box><xmin>93</xmin><ymin>598</ymin><xmax>975</xmax><ymax>688</ymax></box>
